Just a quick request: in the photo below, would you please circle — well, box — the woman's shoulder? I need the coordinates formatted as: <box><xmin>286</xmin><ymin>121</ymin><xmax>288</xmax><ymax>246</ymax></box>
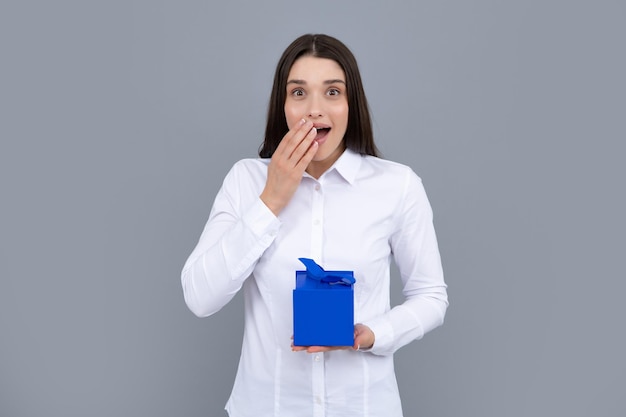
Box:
<box><xmin>231</xmin><ymin>157</ymin><xmax>270</xmax><ymax>170</ymax></box>
<box><xmin>227</xmin><ymin>157</ymin><xmax>270</xmax><ymax>175</ymax></box>
<box><xmin>360</xmin><ymin>154</ymin><xmax>423</xmax><ymax>183</ymax></box>
<box><xmin>221</xmin><ymin>158</ymin><xmax>269</xmax><ymax>186</ymax></box>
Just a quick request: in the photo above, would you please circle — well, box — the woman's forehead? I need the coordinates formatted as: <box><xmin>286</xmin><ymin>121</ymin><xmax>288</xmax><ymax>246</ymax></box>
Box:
<box><xmin>287</xmin><ymin>56</ymin><xmax>345</xmax><ymax>82</ymax></box>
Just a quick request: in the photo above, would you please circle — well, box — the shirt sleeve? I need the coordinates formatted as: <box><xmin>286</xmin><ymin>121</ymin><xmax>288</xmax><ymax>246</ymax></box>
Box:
<box><xmin>363</xmin><ymin>169</ymin><xmax>448</xmax><ymax>356</ymax></box>
<box><xmin>181</xmin><ymin>161</ymin><xmax>281</xmax><ymax>317</ymax></box>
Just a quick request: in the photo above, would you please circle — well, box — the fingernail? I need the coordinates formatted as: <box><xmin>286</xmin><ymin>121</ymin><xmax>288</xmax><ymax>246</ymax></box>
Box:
<box><xmin>299</xmin><ymin>118</ymin><xmax>306</xmax><ymax>126</ymax></box>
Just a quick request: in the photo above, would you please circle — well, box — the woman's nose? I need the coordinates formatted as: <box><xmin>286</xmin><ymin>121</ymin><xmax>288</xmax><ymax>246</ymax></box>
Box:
<box><xmin>306</xmin><ymin>94</ymin><xmax>323</xmax><ymax>118</ymax></box>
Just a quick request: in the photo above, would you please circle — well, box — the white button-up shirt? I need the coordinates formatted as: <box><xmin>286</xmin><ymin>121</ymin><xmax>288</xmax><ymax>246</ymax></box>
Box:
<box><xmin>182</xmin><ymin>149</ymin><xmax>448</xmax><ymax>417</ymax></box>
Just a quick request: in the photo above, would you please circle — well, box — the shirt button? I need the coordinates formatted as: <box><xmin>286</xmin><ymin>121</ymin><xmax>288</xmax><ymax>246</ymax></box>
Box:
<box><xmin>314</xmin><ymin>184</ymin><xmax>321</xmax><ymax>191</ymax></box>
<box><xmin>315</xmin><ymin>396</ymin><xmax>322</xmax><ymax>405</ymax></box>
<box><xmin>314</xmin><ymin>355</ymin><xmax>320</xmax><ymax>362</ymax></box>
<box><xmin>313</xmin><ymin>219</ymin><xmax>320</xmax><ymax>226</ymax></box>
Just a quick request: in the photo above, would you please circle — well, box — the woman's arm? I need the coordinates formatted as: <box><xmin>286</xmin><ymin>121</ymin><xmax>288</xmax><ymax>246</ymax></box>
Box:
<box><xmin>181</xmin><ymin>162</ymin><xmax>281</xmax><ymax>317</ymax></box>
<box><xmin>363</xmin><ymin>170</ymin><xmax>449</xmax><ymax>356</ymax></box>
<box><xmin>181</xmin><ymin>119</ymin><xmax>318</xmax><ymax>317</ymax></box>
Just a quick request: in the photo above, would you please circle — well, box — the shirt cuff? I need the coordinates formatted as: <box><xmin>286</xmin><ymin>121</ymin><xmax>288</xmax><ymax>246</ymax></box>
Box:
<box><xmin>242</xmin><ymin>197</ymin><xmax>281</xmax><ymax>240</ymax></box>
<box><xmin>222</xmin><ymin>198</ymin><xmax>281</xmax><ymax>280</ymax></box>
<box><xmin>361</xmin><ymin>316</ymin><xmax>395</xmax><ymax>356</ymax></box>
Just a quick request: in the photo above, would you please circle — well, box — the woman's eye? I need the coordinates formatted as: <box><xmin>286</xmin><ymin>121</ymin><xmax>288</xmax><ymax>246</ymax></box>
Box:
<box><xmin>291</xmin><ymin>89</ymin><xmax>305</xmax><ymax>97</ymax></box>
<box><xmin>327</xmin><ymin>88</ymin><xmax>341</xmax><ymax>96</ymax></box>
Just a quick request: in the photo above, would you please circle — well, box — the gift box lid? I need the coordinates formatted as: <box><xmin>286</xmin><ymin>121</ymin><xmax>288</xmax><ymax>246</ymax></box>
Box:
<box><xmin>295</xmin><ymin>258</ymin><xmax>355</xmax><ymax>290</ymax></box>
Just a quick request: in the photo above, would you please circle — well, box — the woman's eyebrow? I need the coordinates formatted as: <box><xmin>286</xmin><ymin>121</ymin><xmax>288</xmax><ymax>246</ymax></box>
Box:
<box><xmin>323</xmin><ymin>79</ymin><xmax>346</xmax><ymax>85</ymax></box>
<box><xmin>286</xmin><ymin>79</ymin><xmax>346</xmax><ymax>85</ymax></box>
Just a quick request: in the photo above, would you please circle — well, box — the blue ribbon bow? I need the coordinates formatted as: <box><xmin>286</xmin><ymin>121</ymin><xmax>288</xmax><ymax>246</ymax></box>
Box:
<box><xmin>298</xmin><ymin>258</ymin><xmax>356</xmax><ymax>286</ymax></box>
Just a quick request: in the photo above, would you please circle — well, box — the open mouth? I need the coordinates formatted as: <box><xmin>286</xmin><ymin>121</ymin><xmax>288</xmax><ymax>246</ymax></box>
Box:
<box><xmin>315</xmin><ymin>127</ymin><xmax>331</xmax><ymax>141</ymax></box>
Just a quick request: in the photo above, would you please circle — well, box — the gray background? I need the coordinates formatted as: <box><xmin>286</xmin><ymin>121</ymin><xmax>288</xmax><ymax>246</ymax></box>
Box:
<box><xmin>1</xmin><ymin>0</ymin><xmax>624</xmax><ymax>416</ymax></box>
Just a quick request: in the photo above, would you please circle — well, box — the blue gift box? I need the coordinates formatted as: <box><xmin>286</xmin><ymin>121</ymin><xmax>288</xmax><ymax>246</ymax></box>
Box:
<box><xmin>292</xmin><ymin>258</ymin><xmax>355</xmax><ymax>346</ymax></box>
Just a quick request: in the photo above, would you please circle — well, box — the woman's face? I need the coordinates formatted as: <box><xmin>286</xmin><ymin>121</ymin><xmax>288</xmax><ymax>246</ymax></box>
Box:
<box><xmin>284</xmin><ymin>55</ymin><xmax>349</xmax><ymax>176</ymax></box>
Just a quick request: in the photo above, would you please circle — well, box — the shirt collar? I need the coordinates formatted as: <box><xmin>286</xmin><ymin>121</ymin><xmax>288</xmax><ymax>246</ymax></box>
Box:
<box><xmin>301</xmin><ymin>148</ymin><xmax>362</xmax><ymax>184</ymax></box>
<box><xmin>328</xmin><ymin>148</ymin><xmax>361</xmax><ymax>185</ymax></box>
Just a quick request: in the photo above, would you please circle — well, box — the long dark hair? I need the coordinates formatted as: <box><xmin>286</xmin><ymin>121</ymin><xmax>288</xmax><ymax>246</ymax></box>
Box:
<box><xmin>259</xmin><ymin>34</ymin><xmax>379</xmax><ymax>158</ymax></box>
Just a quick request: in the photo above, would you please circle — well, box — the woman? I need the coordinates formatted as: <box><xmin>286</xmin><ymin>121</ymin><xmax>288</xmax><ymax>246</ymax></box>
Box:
<box><xmin>182</xmin><ymin>34</ymin><xmax>448</xmax><ymax>417</ymax></box>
